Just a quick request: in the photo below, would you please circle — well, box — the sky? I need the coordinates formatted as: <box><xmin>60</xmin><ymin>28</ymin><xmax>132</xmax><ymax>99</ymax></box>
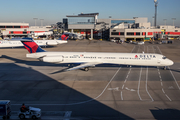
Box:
<box><xmin>0</xmin><ymin>0</ymin><xmax>180</xmax><ymax>26</ymax></box>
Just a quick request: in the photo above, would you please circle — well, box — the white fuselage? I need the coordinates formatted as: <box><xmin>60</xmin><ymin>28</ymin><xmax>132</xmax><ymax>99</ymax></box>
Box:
<box><xmin>26</xmin><ymin>52</ymin><xmax>174</xmax><ymax>67</ymax></box>
<box><xmin>0</xmin><ymin>40</ymin><xmax>67</xmax><ymax>48</ymax></box>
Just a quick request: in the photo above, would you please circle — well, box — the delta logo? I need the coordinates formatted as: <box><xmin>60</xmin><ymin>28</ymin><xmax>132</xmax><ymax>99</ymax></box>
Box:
<box><xmin>135</xmin><ymin>55</ymin><xmax>156</xmax><ymax>58</ymax></box>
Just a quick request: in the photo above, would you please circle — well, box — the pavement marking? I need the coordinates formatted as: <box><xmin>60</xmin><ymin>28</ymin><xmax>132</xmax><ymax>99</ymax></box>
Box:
<box><xmin>156</xmin><ymin>46</ymin><xmax>162</xmax><ymax>54</ymax></box>
<box><xmin>162</xmin><ymin>88</ymin><xmax>165</xmax><ymax>93</ymax></box>
<box><xmin>121</xmin><ymin>91</ymin><xmax>123</xmax><ymax>100</ymax></box>
<box><xmin>154</xmin><ymin>46</ymin><xmax>172</xmax><ymax>101</ymax></box>
<box><xmin>12</xmin><ymin>67</ymin><xmax>122</xmax><ymax>106</ymax></box>
<box><xmin>137</xmin><ymin>67</ymin><xmax>142</xmax><ymax>100</ymax></box>
<box><xmin>146</xmin><ymin>47</ymin><xmax>154</xmax><ymax>102</ymax></box>
<box><xmin>131</xmin><ymin>46</ymin><xmax>136</xmax><ymax>53</ymax></box>
<box><xmin>146</xmin><ymin>67</ymin><xmax>154</xmax><ymax>102</ymax></box>
<box><xmin>157</xmin><ymin>45</ymin><xmax>180</xmax><ymax>91</ymax></box>
<box><xmin>157</xmin><ymin>68</ymin><xmax>172</xmax><ymax>101</ymax></box>
<box><xmin>107</xmin><ymin>87</ymin><xmax>119</xmax><ymax>91</ymax></box>
<box><xmin>168</xmin><ymin>66</ymin><xmax>180</xmax><ymax>90</ymax></box>
<box><xmin>125</xmin><ymin>87</ymin><xmax>136</xmax><ymax>91</ymax></box>
<box><xmin>122</xmin><ymin>84</ymin><xmax>124</xmax><ymax>89</ymax></box>
<box><xmin>165</xmin><ymin>94</ymin><xmax>172</xmax><ymax>101</ymax></box>
<box><xmin>121</xmin><ymin>67</ymin><xmax>132</xmax><ymax>100</ymax></box>
<box><xmin>152</xmin><ymin>45</ymin><xmax>155</xmax><ymax>53</ymax></box>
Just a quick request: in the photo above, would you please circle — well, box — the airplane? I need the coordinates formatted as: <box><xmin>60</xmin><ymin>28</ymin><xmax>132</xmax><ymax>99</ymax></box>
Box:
<box><xmin>32</xmin><ymin>31</ymin><xmax>53</xmax><ymax>36</ymax></box>
<box><xmin>0</xmin><ymin>35</ymin><xmax>68</xmax><ymax>48</ymax></box>
<box><xmin>20</xmin><ymin>38</ymin><xmax>174</xmax><ymax>71</ymax></box>
<box><xmin>64</xmin><ymin>32</ymin><xmax>83</xmax><ymax>40</ymax></box>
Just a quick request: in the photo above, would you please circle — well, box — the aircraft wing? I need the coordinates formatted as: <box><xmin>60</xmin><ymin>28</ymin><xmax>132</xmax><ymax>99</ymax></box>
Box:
<box><xmin>67</xmin><ymin>62</ymin><xmax>102</xmax><ymax>71</ymax></box>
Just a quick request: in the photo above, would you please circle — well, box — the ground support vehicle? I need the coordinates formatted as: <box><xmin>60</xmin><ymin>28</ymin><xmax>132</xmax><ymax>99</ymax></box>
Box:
<box><xmin>18</xmin><ymin>106</ymin><xmax>41</xmax><ymax>120</ymax></box>
<box><xmin>0</xmin><ymin>100</ymin><xmax>11</xmax><ymax>119</ymax></box>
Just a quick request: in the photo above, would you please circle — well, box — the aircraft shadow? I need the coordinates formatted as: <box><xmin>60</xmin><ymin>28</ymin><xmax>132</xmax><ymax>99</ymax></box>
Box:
<box><xmin>150</xmin><ymin>107</ymin><xmax>180</xmax><ymax>120</ymax></box>
<box><xmin>0</xmin><ymin>58</ymin><xmax>134</xmax><ymax>119</ymax></box>
<box><xmin>168</xmin><ymin>69</ymin><xmax>180</xmax><ymax>73</ymax></box>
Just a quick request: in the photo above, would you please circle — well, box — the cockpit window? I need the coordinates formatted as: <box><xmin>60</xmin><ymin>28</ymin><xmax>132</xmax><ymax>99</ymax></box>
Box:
<box><xmin>162</xmin><ymin>56</ymin><xmax>166</xmax><ymax>59</ymax></box>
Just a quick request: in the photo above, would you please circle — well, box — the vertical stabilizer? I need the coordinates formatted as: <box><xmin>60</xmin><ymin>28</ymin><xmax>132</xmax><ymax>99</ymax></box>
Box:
<box><xmin>20</xmin><ymin>38</ymin><xmax>46</xmax><ymax>53</ymax></box>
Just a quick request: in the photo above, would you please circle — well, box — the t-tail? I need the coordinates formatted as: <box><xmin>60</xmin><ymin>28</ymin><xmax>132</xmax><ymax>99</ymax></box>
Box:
<box><xmin>20</xmin><ymin>38</ymin><xmax>46</xmax><ymax>53</ymax></box>
<box><xmin>58</xmin><ymin>34</ymin><xmax>69</xmax><ymax>40</ymax></box>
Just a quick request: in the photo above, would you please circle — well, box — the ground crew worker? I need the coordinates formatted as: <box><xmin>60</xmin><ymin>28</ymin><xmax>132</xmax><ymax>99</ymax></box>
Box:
<box><xmin>21</xmin><ymin>103</ymin><xmax>28</xmax><ymax>112</ymax></box>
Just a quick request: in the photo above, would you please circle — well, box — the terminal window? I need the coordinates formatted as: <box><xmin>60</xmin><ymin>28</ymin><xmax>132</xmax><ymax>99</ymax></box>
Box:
<box><xmin>111</xmin><ymin>20</ymin><xmax>135</xmax><ymax>25</ymax></box>
<box><xmin>136</xmin><ymin>32</ymin><xmax>140</xmax><ymax>35</ymax></box>
<box><xmin>0</xmin><ymin>26</ymin><xmax>5</xmax><ymax>28</ymax></box>
<box><xmin>120</xmin><ymin>32</ymin><xmax>124</xmax><ymax>35</ymax></box>
<box><xmin>111</xmin><ymin>32</ymin><xmax>124</xmax><ymax>35</ymax></box>
<box><xmin>111</xmin><ymin>32</ymin><xmax>119</xmax><ymax>35</ymax></box>
<box><xmin>6</xmin><ymin>26</ymin><xmax>13</xmax><ymax>28</ymax></box>
<box><xmin>68</xmin><ymin>17</ymin><xmax>95</xmax><ymax>24</ymax></box>
<box><xmin>14</xmin><ymin>26</ymin><xmax>21</xmax><ymax>28</ymax></box>
<box><xmin>127</xmin><ymin>32</ymin><xmax>134</xmax><ymax>35</ymax></box>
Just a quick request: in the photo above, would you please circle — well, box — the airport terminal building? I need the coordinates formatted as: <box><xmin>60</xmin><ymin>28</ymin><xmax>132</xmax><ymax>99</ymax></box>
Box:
<box><xmin>0</xmin><ymin>23</ymin><xmax>52</xmax><ymax>39</ymax></box>
<box><xmin>1</xmin><ymin>12</ymin><xmax>180</xmax><ymax>40</ymax></box>
<box><xmin>110</xmin><ymin>18</ymin><xmax>180</xmax><ymax>41</ymax></box>
<box><xmin>66</xmin><ymin>13</ymin><xmax>99</xmax><ymax>39</ymax></box>
<box><xmin>65</xmin><ymin>13</ymin><xmax>180</xmax><ymax>41</ymax></box>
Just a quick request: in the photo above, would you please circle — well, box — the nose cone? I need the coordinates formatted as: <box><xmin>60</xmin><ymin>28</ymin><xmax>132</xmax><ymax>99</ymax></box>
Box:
<box><xmin>168</xmin><ymin>60</ymin><xmax>174</xmax><ymax>66</ymax></box>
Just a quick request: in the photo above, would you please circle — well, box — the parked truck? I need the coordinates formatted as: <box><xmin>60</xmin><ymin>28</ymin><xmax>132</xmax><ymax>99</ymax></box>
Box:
<box><xmin>0</xmin><ymin>100</ymin><xmax>11</xmax><ymax>119</ymax></box>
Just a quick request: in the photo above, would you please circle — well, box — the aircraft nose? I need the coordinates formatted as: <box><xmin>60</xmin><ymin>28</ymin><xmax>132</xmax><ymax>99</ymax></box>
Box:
<box><xmin>168</xmin><ymin>60</ymin><xmax>174</xmax><ymax>66</ymax></box>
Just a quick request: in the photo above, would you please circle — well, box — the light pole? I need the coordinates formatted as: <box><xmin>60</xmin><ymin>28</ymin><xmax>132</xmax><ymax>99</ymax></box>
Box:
<box><xmin>154</xmin><ymin>0</ymin><xmax>158</xmax><ymax>28</ymax></box>
<box><xmin>163</xmin><ymin>19</ymin><xmax>167</xmax><ymax>26</ymax></box>
<box><xmin>172</xmin><ymin>18</ymin><xmax>176</xmax><ymax>26</ymax></box>
<box><xmin>152</xmin><ymin>16</ymin><xmax>155</xmax><ymax>28</ymax></box>
<box><xmin>40</xmin><ymin>19</ymin><xmax>44</xmax><ymax>27</ymax></box>
<box><xmin>33</xmin><ymin>18</ymin><xmax>38</xmax><ymax>27</ymax></box>
<box><xmin>109</xmin><ymin>16</ymin><xmax>111</xmax><ymax>28</ymax></box>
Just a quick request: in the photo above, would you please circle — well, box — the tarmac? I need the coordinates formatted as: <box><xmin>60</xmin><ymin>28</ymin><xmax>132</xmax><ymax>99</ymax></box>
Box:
<box><xmin>0</xmin><ymin>39</ymin><xmax>180</xmax><ymax>120</ymax></box>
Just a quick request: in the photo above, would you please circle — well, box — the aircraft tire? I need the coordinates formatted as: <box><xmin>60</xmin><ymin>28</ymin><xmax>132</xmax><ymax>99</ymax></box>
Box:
<box><xmin>84</xmin><ymin>67</ymin><xmax>89</xmax><ymax>71</ymax></box>
<box><xmin>164</xmin><ymin>66</ymin><xmax>167</xmax><ymax>70</ymax></box>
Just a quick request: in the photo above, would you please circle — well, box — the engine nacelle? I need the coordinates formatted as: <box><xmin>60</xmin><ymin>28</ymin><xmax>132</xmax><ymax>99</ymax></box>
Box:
<box><xmin>40</xmin><ymin>56</ymin><xmax>63</xmax><ymax>63</ymax></box>
<box><xmin>46</xmin><ymin>41</ymin><xmax>58</xmax><ymax>46</ymax></box>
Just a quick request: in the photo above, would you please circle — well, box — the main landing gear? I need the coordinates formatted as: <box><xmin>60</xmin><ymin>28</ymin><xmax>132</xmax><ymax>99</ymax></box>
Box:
<box><xmin>84</xmin><ymin>67</ymin><xmax>89</xmax><ymax>71</ymax></box>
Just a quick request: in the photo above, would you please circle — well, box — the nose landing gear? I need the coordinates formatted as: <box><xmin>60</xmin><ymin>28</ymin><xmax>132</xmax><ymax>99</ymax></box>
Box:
<box><xmin>163</xmin><ymin>66</ymin><xmax>167</xmax><ymax>70</ymax></box>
